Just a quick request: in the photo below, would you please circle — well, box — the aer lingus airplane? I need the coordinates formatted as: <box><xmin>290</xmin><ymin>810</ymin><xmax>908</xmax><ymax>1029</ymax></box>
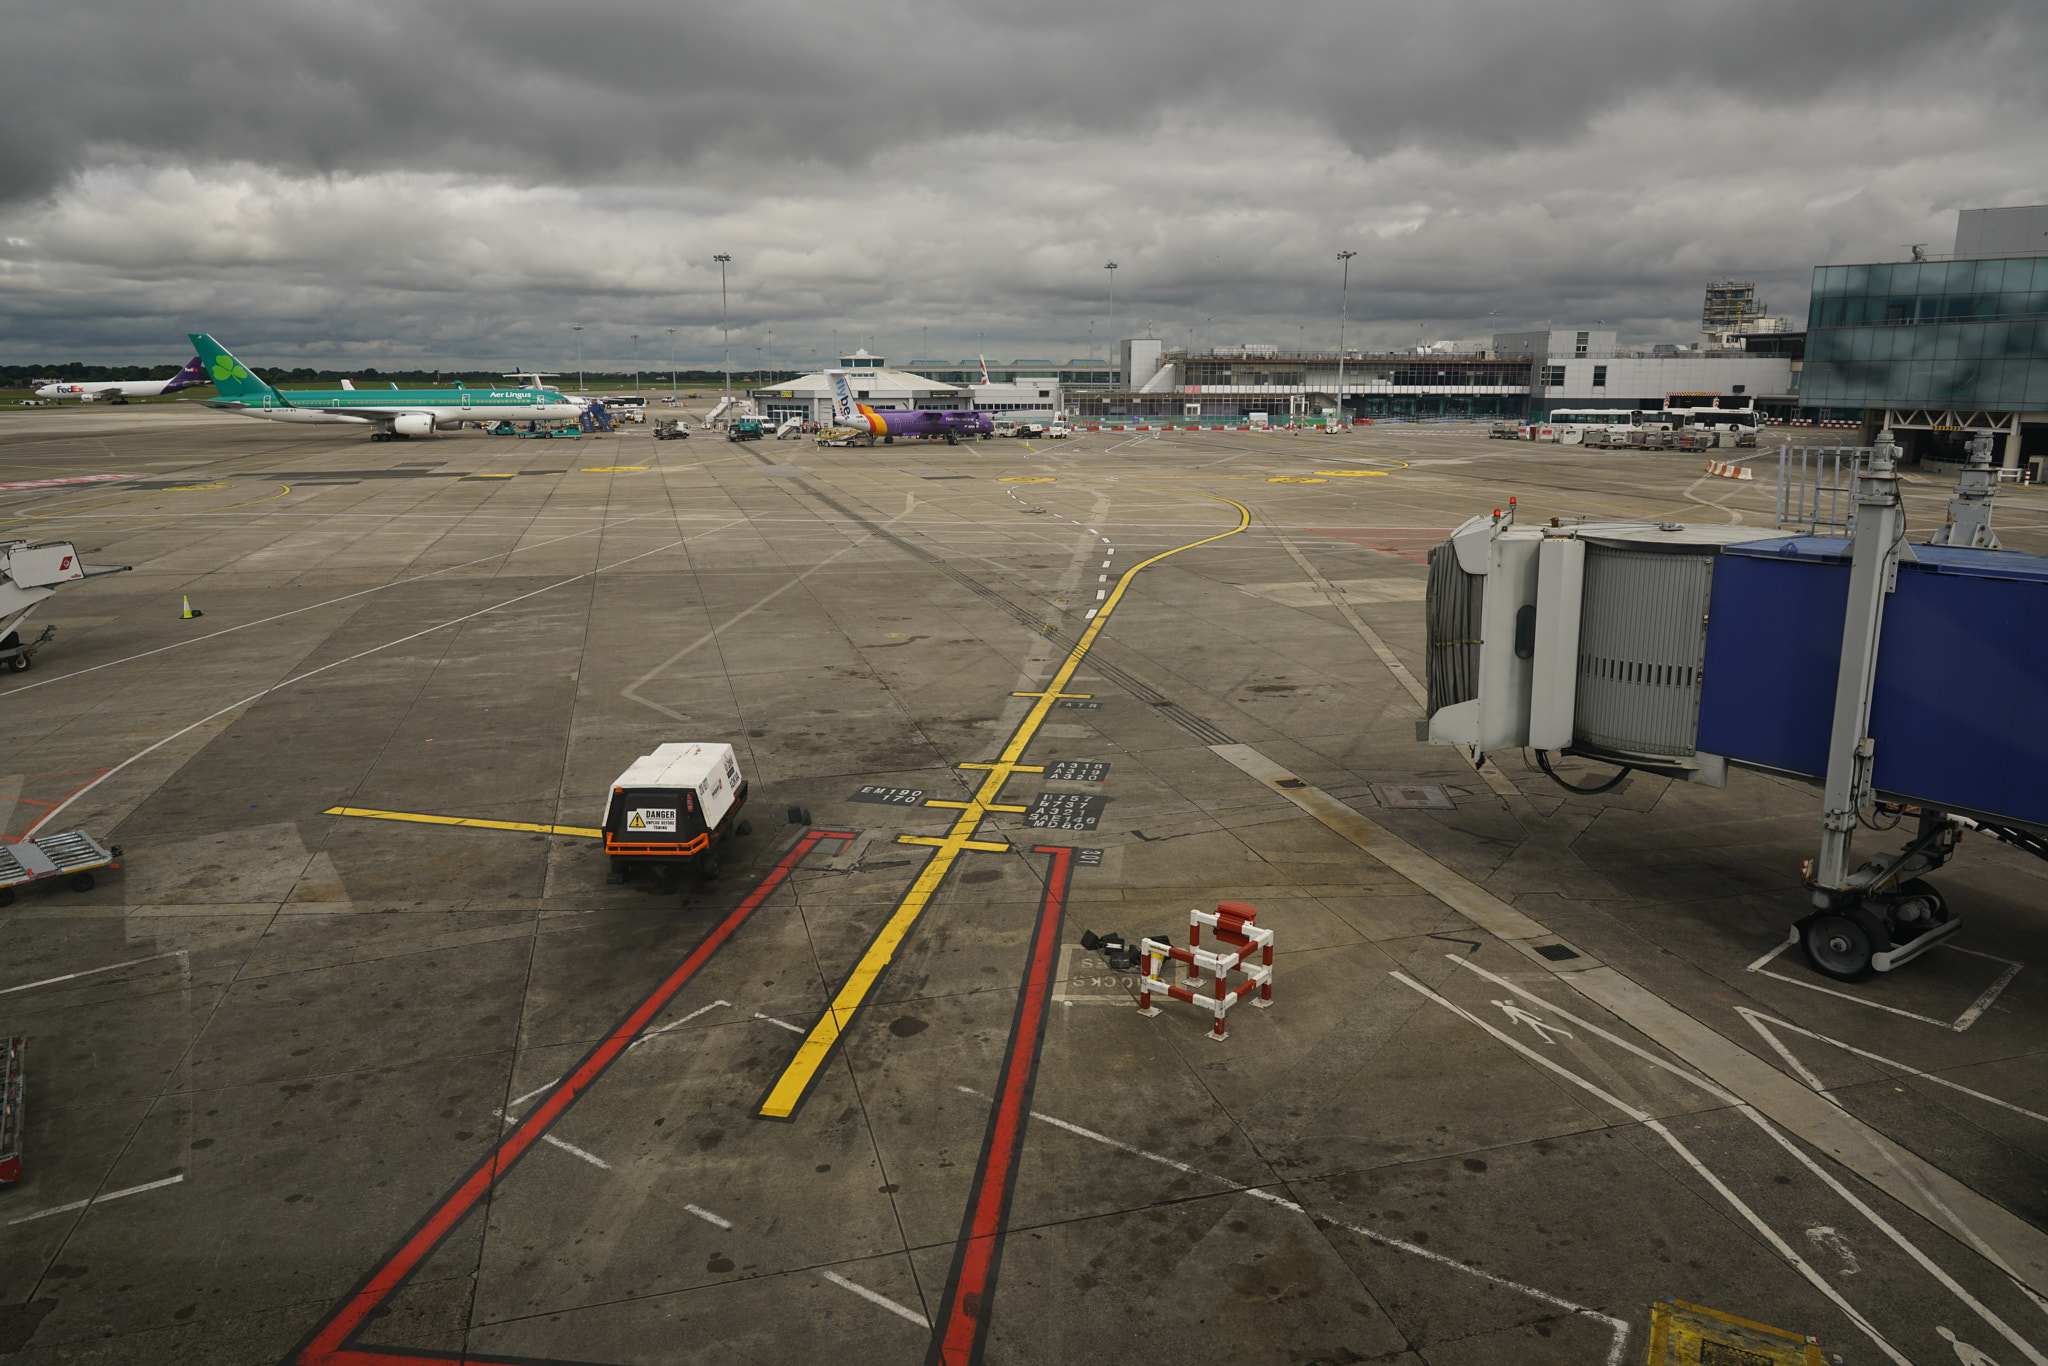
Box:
<box><xmin>189</xmin><ymin>334</ymin><xmax>584</xmax><ymax>441</ymax></box>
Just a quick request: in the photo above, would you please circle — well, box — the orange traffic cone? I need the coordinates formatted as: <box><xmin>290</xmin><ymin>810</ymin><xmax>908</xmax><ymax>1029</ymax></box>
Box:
<box><xmin>181</xmin><ymin>596</ymin><xmax>203</xmax><ymax>619</ymax></box>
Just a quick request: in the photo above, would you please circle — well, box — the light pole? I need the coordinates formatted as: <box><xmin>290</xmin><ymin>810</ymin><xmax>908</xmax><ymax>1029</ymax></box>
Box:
<box><xmin>666</xmin><ymin>327</ymin><xmax>676</xmax><ymax>398</ymax></box>
<box><xmin>571</xmin><ymin>325</ymin><xmax>584</xmax><ymax>393</ymax></box>
<box><xmin>714</xmin><ymin>254</ymin><xmax>732</xmax><ymax>408</ymax></box>
<box><xmin>1104</xmin><ymin>262</ymin><xmax>1118</xmax><ymax>380</ymax></box>
<box><xmin>1336</xmin><ymin>250</ymin><xmax>1356</xmax><ymax>427</ymax></box>
<box><xmin>630</xmin><ymin>333</ymin><xmax>640</xmax><ymax>395</ymax></box>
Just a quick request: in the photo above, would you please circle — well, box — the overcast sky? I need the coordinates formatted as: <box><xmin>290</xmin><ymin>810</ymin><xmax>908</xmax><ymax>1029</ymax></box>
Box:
<box><xmin>3</xmin><ymin>0</ymin><xmax>2044</xmax><ymax>371</ymax></box>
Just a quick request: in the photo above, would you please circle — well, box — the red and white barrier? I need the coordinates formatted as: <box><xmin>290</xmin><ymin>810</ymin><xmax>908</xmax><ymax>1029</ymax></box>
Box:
<box><xmin>1138</xmin><ymin>901</ymin><xmax>1273</xmax><ymax>1040</ymax></box>
<box><xmin>1703</xmin><ymin>460</ymin><xmax>1753</xmax><ymax>480</ymax></box>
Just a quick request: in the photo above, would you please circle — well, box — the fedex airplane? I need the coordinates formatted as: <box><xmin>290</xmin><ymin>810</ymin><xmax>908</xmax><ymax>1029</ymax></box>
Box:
<box><xmin>825</xmin><ymin>370</ymin><xmax>993</xmax><ymax>445</ymax></box>
<box><xmin>188</xmin><ymin>334</ymin><xmax>584</xmax><ymax>441</ymax></box>
<box><xmin>35</xmin><ymin>357</ymin><xmax>210</xmax><ymax>403</ymax></box>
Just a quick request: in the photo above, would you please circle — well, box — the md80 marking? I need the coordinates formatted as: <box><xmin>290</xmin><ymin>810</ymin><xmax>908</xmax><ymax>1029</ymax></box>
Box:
<box><xmin>188</xmin><ymin>334</ymin><xmax>584</xmax><ymax>442</ymax></box>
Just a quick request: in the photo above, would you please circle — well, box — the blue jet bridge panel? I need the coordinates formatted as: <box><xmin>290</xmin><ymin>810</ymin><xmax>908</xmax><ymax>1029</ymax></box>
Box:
<box><xmin>1697</xmin><ymin>537</ymin><xmax>2048</xmax><ymax>830</ymax></box>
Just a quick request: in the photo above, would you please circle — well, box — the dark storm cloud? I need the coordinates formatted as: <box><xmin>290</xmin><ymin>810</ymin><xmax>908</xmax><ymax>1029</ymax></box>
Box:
<box><xmin>2</xmin><ymin>0</ymin><xmax>2045</xmax><ymax>366</ymax></box>
<box><xmin>6</xmin><ymin>0</ymin><xmax>2041</xmax><ymax>203</ymax></box>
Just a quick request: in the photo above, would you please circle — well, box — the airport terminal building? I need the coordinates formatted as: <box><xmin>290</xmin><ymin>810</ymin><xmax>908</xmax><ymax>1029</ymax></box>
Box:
<box><xmin>1801</xmin><ymin>204</ymin><xmax>2048</xmax><ymax>470</ymax></box>
<box><xmin>750</xmin><ymin>351</ymin><xmax>1064</xmax><ymax>424</ymax></box>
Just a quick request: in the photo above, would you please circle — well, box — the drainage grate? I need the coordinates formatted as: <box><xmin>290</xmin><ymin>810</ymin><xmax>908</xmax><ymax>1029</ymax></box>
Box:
<box><xmin>1534</xmin><ymin>944</ymin><xmax>1582</xmax><ymax>962</ymax></box>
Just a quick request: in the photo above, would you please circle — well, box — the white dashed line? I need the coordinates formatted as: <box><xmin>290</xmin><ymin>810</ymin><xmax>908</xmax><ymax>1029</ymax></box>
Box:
<box><xmin>491</xmin><ymin>1110</ymin><xmax>613</xmax><ymax>1170</ymax></box>
<box><xmin>821</xmin><ymin>1270</ymin><xmax>930</xmax><ymax>1327</ymax></box>
<box><xmin>629</xmin><ymin>999</ymin><xmax>734</xmax><ymax>1051</ymax></box>
<box><xmin>1095</xmin><ymin>590</ymin><xmax>1106</xmax><ymax>599</ymax></box>
<box><xmin>685</xmin><ymin>1204</ymin><xmax>733</xmax><ymax>1229</ymax></box>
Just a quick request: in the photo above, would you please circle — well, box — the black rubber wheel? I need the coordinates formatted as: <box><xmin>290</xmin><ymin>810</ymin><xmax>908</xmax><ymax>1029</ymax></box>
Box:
<box><xmin>698</xmin><ymin>857</ymin><xmax>720</xmax><ymax>883</ymax></box>
<box><xmin>1893</xmin><ymin>877</ymin><xmax>1949</xmax><ymax>926</ymax></box>
<box><xmin>70</xmin><ymin>872</ymin><xmax>94</xmax><ymax>893</ymax></box>
<box><xmin>7</xmin><ymin>654</ymin><xmax>28</xmax><ymax>672</ymax></box>
<box><xmin>736</xmin><ymin>819</ymin><xmax>752</xmax><ymax>837</ymax></box>
<box><xmin>0</xmin><ymin>887</ymin><xmax>12</xmax><ymax>908</ymax></box>
<box><xmin>1801</xmin><ymin>908</ymin><xmax>1884</xmax><ymax>982</ymax></box>
<box><xmin>787</xmin><ymin>805</ymin><xmax>810</xmax><ymax>826</ymax></box>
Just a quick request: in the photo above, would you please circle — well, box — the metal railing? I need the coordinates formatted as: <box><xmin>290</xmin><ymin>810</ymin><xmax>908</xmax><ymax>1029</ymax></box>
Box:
<box><xmin>1776</xmin><ymin>444</ymin><xmax>1869</xmax><ymax>537</ymax></box>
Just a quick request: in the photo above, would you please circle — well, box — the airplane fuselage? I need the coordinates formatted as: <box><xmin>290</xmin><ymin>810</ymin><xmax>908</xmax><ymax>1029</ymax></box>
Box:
<box><xmin>37</xmin><ymin>377</ymin><xmax>191</xmax><ymax>402</ymax></box>
<box><xmin>206</xmin><ymin>388</ymin><xmax>584</xmax><ymax>437</ymax></box>
<box><xmin>848</xmin><ymin>405</ymin><xmax>994</xmax><ymax>441</ymax></box>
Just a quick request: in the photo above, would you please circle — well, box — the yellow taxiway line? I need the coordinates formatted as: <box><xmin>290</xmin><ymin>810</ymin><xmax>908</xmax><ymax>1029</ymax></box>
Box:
<box><xmin>755</xmin><ymin>493</ymin><xmax>1252</xmax><ymax>1120</ymax></box>
<box><xmin>323</xmin><ymin>806</ymin><xmax>602</xmax><ymax>839</ymax></box>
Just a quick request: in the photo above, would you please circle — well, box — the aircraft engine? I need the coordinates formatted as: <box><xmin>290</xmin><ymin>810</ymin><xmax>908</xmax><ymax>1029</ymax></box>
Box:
<box><xmin>391</xmin><ymin>413</ymin><xmax>435</xmax><ymax>438</ymax></box>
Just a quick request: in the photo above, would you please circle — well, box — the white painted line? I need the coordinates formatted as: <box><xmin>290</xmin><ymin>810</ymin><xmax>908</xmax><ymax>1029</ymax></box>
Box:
<box><xmin>24</xmin><ymin>523</ymin><xmax>748</xmax><ymax>838</ymax></box>
<box><xmin>684</xmin><ymin>1204</ymin><xmax>733</xmax><ymax>1230</ymax></box>
<box><xmin>7</xmin><ymin>1174</ymin><xmax>185</xmax><ymax>1225</ymax></box>
<box><xmin>1740</xmin><ymin>1104</ymin><xmax>2048</xmax><ymax>1366</ymax></box>
<box><xmin>1083</xmin><ymin>609</ymin><xmax>1097</xmax><ymax>619</ymax></box>
<box><xmin>754</xmin><ymin>1012</ymin><xmax>805</xmax><ymax>1034</ymax></box>
<box><xmin>0</xmin><ymin>951</ymin><xmax>186</xmax><ymax>996</ymax></box>
<box><xmin>1392</xmin><ymin>972</ymin><xmax>1907</xmax><ymax>1366</ymax></box>
<box><xmin>0</xmin><ymin>519</ymin><xmax>660</xmax><ymax>700</ymax></box>
<box><xmin>1743</xmin><ymin>937</ymin><xmax>2020</xmax><ymax>1033</ymax></box>
<box><xmin>491</xmin><ymin>1110</ymin><xmax>612</xmax><ymax>1170</ymax></box>
<box><xmin>1098</xmin><ymin>574</ymin><xmax>1108</xmax><ymax>582</ymax></box>
<box><xmin>1094</xmin><ymin>590</ymin><xmax>1106</xmax><ymax>599</ymax></box>
<box><xmin>951</xmin><ymin>1083</ymin><xmax>1631</xmax><ymax>1365</ymax></box>
<box><xmin>629</xmin><ymin>999</ymin><xmax>733</xmax><ymax>1051</ymax></box>
<box><xmin>1450</xmin><ymin>956</ymin><xmax>1738</xmax><ymax>1104</ymax></box>
<box><xmin>541</xmin><ymin>1136</ymin><xmax>612</xmax><ymax>1170</ymax></box>
<box><xmin>507</xmin><ymin>1078</ymin><xmax>563</xmax><ymax>1110</ymax></box>
<box><xmin>821</xmin><ymin>1270</ymin><xmax>930</xmax><ymax>1327</ymax></box>
<box><xmin>1737</xmin><ymin>1009</ymin><xmax>2048</xmax><ymax>1124</ymax></box>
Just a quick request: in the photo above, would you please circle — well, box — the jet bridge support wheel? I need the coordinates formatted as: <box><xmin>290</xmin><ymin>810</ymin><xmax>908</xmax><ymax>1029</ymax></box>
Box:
<box><xmin>1800</xmin><ymin>904</ymin><xmax>1888</xmax><ymax>982</ymax></box>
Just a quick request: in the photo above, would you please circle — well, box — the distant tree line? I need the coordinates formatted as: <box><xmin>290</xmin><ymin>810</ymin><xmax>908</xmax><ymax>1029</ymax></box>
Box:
<box><xmin>3</xmin><ymin>363</ymin><xmax>806</xmax><ymax>386</ymax></box>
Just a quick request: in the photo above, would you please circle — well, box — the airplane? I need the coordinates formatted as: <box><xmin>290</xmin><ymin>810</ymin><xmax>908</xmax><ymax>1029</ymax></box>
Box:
<box><xmin>824</xmin><ymin>369</ymin><xmax>993</xmax><ymax>446</ymax></box>
<box><xmin>34</xmin><ymin>357</ymin><xmax>211</xmax><ymax>404</ymax></box>
<box><xmin>188</xmin><ymin>335</ymin><xmax>584</xmax><ymax>441</ymax></box>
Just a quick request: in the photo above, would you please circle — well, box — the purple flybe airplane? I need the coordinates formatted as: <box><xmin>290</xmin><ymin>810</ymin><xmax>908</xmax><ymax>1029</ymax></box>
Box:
<box><xmin>826</xmin><ymin>369</ymin><xmax>994</xmax><ymax>445</ymax></box>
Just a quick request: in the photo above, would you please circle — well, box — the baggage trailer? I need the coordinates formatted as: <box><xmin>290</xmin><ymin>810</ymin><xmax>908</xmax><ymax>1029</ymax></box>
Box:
<box><xmin>0</xmin><ymin>829</ymin><xmax>121</xmax><ymax>906</ymax></box>
<box><xmin>1</xmin><ymin>1035</ymin><xmax>21</xmax><ymax>1183</ymax></box>
<box><xmin>602</xmin><ymin>743</ymin><xmax>752</xmax><ymax>884</ymax></box>
<box><xmin>1420</xmin><ymin>433</ymin><xmax>2048</xmax><ymax>982</ymax></box>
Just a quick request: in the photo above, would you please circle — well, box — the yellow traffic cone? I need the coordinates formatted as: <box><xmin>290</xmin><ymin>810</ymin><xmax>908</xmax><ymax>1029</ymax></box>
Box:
<box><xmin>181</xmin><ymin>596</ymin><xmax>203</xmax><ymax>619</ymax></box>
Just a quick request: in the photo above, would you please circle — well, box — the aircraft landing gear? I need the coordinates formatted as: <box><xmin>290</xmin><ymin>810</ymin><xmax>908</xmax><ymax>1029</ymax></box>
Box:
<box><xmin>1795</xmin><ymin>811</ymin><xmax>1963</xmax><ymax>981</ymax></box>
<box><xmin>883</xmin><ymin>435</ymin><xmax>895</xmax><ymax>444</ymax></box>
<box><xmin>945</xmin><ymin>433</ymin><xmax>959</xmax><ymax>445</ymax></box>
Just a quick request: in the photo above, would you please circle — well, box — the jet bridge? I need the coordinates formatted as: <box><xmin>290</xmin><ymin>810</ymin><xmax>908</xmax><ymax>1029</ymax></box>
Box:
<box><xmin>0</xmin><ymin>539</ymin><xmax>131</xmax><ymax>671</ymax></box>
<box><xmin>1422</xmin><ymin>434</ymin><xmax>2048</xmax><ymax>981</ymax></box>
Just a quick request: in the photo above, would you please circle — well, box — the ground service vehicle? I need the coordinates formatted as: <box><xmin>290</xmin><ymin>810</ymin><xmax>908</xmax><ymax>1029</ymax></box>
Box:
<box><xmin>728</xmin><ymin>418</ymin><xmax>764</xmax><ymax>442</ymax></box>
<box><xmin>602</xmin><ymin>743</ymin><xmax>752</xmax><ymax>884</ymax></box>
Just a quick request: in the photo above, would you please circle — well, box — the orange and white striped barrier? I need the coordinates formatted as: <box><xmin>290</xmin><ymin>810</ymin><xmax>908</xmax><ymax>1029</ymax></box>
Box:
<box><xmin>1704</xmin><ymin>460</ymin><xmax>1754</xmax><ymax>480</ymax></box>
<box><xmin>1138</xmin><ymin>902</ymin><xmax>1273</xmax><ymax>1040</ymax></box>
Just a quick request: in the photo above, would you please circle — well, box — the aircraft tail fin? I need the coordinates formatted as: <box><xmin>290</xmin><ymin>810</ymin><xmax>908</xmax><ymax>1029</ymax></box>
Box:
<box><xmin>164</xmin><ymin>356</ymin><xmax>209</xmax><ymax>393</ymax></box>
<box><xmin>188</xmin><ymin>334</ymin><xmax>278</xmax><ymax>402</ymax></box>
<box><xmin>978</xmin><ymin>355</ymin><xmax>989</xmax><ymax>385</ymax></box>
<box><xmin>825</xmin><ymin>370</ymin><xmax>860</xmax><ymax>428</ymax></box>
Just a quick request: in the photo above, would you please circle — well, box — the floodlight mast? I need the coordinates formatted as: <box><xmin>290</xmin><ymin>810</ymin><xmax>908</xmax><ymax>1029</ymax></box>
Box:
<box><xmin>1336</xmin><ymin>250</ymin><xmax>1357</xmax><ymax>428</ymax></box>
<box><xmin>571</xmin><ymin>325</ymin><xmax>584</xmax><ymax>393</ymax></box>
<box><xmin>715</xmin><ymin>254</ymin><xmax>732</xmax><ymax>408</ymax></box>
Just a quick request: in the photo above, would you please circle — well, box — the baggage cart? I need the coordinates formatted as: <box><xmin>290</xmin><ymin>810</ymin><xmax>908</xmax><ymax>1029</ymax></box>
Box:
<box><xmin>0</xmin><ymin>829</ymin><xmax>120</xmax><ymax>906</ymax></box>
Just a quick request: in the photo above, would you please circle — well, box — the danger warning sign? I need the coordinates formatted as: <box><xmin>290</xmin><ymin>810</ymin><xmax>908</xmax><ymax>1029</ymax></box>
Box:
<box><xmin>628</xmin><ymin>808</ymin><xmax>678</xmax><ymax>833</ymax></box>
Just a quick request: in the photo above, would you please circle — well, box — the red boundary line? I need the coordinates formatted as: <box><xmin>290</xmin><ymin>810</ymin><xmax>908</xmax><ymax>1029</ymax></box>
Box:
<box><xmin>925</xmin><ymin>844</ymin><xmax>1073</xmax><ymax>1366</ymax></box>
<box><xmin>284</xmin><ymin>829</ymin><xmax>856</xmax><ymax>1366</ymax></box>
